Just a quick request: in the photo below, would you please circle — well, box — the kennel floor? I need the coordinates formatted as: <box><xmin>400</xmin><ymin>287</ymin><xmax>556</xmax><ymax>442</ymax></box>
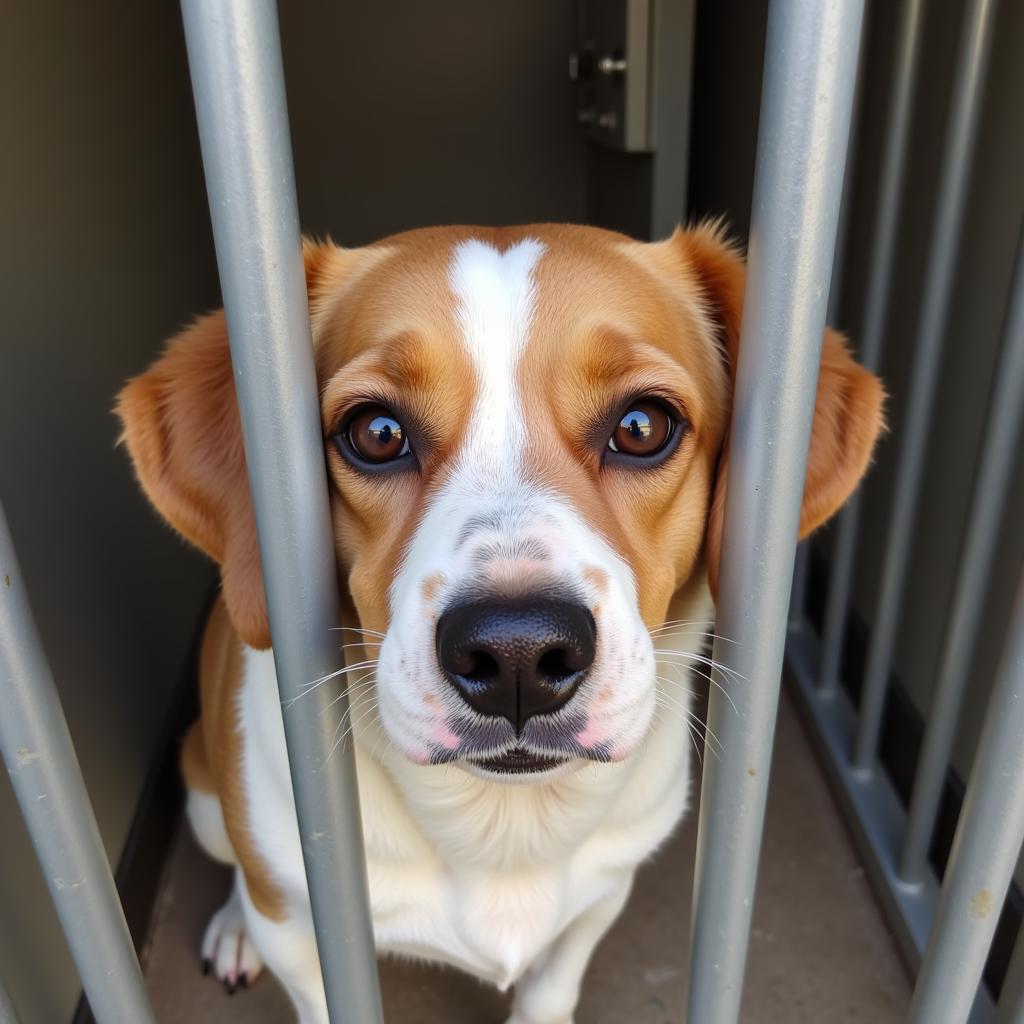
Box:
<box><xmin>140</xmin><ymin>690</ymin><xmax>911</xmax><ymax>1023</ymax></box>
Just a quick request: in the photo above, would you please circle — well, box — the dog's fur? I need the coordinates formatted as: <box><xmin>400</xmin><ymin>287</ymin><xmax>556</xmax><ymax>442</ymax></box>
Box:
<box><xmin>117</xmin><ymin>223</ymin><xmax>884</xmax><ymax>1024</ymax></box>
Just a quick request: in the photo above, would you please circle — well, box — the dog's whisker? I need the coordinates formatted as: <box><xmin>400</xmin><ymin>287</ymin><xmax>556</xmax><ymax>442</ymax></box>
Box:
<box><xmin>318</xmin><ymin>673</ymin><xmax>378</xmax><ymax>717</ymax></box>
<box><xmin>294</xmin><ymin>658</ymin><xmax>380</xmax><ymax>692</ymax></box>
<box><xmin>324</xmin><ymin>681</ymin><xmax>379</xmax><ymax>738</ymax></box>
<box><xmin>652</xmin><ymin>648</ymin><xmax>749</xmax><ymax>685</ymax></box>
<box><xmin>652</xmin><ymin>691</ymin><xmax>719</xmax><ymax>764</ymax></box>
<box><xmin>648</xmin><ymin>628</ymin><xmax>740</xmax><ymax>647</ymax></box>
<box><xmin>655</xmin><ymin>658</ymin><xmax>741</xmax><ymax>720</ymax></box>
<box><xmin>326</xmin><ymin>698</ymin><xmax>381</xmax><ymax>765</ymax></box>
<box><xmin>653</xmin><ymin>695</ymin><xmax>705</xmax><ymax>766</ymax></box>
<box><xmin>652</xmin><ymin>680</ymin><xmax>725</xmax><ymax>756</ymax></box>
<box><xmin>328</xmin><ymin>626</ymin><xmax>388</xmax><ymax>638</ymax></box>
<box><xmin>283</xmin><ymin>661</ymin><xmax>381</xmax><ymax>709</ymax></box>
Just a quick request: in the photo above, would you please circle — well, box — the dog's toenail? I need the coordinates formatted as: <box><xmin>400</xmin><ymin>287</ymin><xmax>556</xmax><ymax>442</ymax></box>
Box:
<box><xmin>201</xmin><ymin>958</ymin><xmax>211</xmax><ymax>976</ymax></box>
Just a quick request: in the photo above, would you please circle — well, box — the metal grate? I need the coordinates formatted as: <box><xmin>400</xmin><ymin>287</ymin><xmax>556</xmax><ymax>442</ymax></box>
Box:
<box><xmin>1</xmin><ymin>1</ymin><xmax>1022</xmax><ymax>1022</ymax></box>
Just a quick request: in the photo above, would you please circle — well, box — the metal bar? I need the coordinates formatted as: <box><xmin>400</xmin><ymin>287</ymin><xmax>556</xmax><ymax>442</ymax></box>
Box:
<box><xmin>785</xmin><ymin>628</ymin><xmax>997</xmax><ymax>1021</ymax></box>
<box><xmin>853</xmin><ymin>0</ymin><xmax>999</xmax><ymax>770</ymax></box>
<box><xmin>0</xmin><ymin>502</ymin><xmax>154</xmax><ymax>1024</ymax></box>
<box><xmin>685</xmin><ymin>2</ymin><xmax>864</xmax><ymax>1021</ymax></box>
<box><xmin>178</xmin><ymin>3</ymin><xmax>383</xmax><ymax>1022</ymax></box>
<box><xmin>818</xmin><ymin>0</ymin><xmax>926</xmax><ymax>696</ymax></box>
<box><xmin>907</xmin><ymin>567</ymin><xmax>1024</xmax><ymax>1024</ymax></box>
<box><xmin>0</xmin><ymin>975</ymin><xmax>20</xmax><ymax>1024</ymax></box>
<box><xmin>787</xmin><ymin>0</ymin><xmax>868</xmax><ymax>635</ymax></box>
<box><xmin>900</xmin><ymin>225</ymin><xmax>1024</xmax><ymax>883</ymax></box>
<box><xmin>997</xmin><ymin>926</ymin><xmax>1024</xmax><ymax>1024</ymax></box>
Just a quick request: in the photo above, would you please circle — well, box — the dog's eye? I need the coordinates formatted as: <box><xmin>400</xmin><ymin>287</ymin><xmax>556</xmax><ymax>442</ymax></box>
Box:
<box><xmin>344</xmin><ymin>405</ymin><xmax>410</xmax><ymax>464</ymax></box>
<box><xmin>607</xmin><ymin>401</ymin><xmax>675</xmax><ymax>457</ymax></box>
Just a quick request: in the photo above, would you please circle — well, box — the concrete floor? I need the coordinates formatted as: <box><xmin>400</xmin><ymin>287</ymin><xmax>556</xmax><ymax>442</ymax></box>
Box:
<box><xmin>142</xmin><ymin>692</ymin><xmax>911</xmax><ymax>1023</ymax></box>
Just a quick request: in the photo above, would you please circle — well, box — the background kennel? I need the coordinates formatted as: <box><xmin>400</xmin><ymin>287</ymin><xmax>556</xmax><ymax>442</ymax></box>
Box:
<box><xmin>2</xmin><ymin>0</ymin><xmax>1024</xmax><ymax>1022</ymax></box>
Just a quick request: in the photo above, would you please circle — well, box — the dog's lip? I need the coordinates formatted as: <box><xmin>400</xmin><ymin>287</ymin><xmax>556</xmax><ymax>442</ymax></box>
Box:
<box><xmin>469</xmin><ymin>748</ymin><xmax>568</xmax><ymax>774</ymax></box>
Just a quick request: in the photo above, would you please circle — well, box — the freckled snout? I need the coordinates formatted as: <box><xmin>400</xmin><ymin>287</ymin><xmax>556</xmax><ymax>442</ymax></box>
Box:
<box><xmin>436</xmin><ymin>599</ymin><xmax>596</xmax><ymax>732</ymax></box>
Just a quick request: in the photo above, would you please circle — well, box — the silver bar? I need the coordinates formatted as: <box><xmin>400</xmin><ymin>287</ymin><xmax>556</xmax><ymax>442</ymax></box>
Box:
<box><xmin>0</xmin><ymin>975</ymin><xmax>19</xmax><ymax>1024</ymax></box>
<box><xmin>0</xmin><ymin>502</ymin><xmax>154</xmax><ymax>1024</ymax></box>
<box><xmin>818</xmin><ymin>0</ymin><xmax>926</xmax><ymax>696</ymax></box>
<box><xmin>686</xmin><ymin>2</ymin><xmax>864</xmax><ymax>1020</ymax></box>
<box><xmin>853</xmin><ymin>0</ymin><xmax>998</xmax><ymax>770</ymax></box>
<box><xmin>786</xmin><ymin>627</ymin><xmax>997</xmax><ymax>1021</ymax></box>
<box><xmin>907</xmin><ymin>568</ymin><xmax>1024</xmax><ymax>1024</ymax></box>
<box><xmin>900</xmin><ymin>226</ymin><xmax>1024</xmax><ymax>883</ymax></box>
<box><xmin>178</xmin><ymin>3</ymin><xmax>382</xmax><ymax>1022</ymax></box>
<box><xmin>997</xmin><ymin>925</ymin><xmax>1024</xmax><ymax>1024</ymax></box>
<box><xmin>787</xmin><ymin>0</ymin><xmax>868</xmax><ymax>635</ymax></box>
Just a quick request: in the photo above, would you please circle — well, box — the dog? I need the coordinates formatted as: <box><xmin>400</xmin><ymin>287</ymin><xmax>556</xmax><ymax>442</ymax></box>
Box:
<box><xmin>117</xmin><ymin>222</ymin><xmax>883</xmax><ymax>1024</ymax></box>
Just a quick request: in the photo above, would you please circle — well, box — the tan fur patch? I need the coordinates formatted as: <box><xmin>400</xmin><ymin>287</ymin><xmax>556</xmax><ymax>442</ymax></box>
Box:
<box><xmin>187</xmin><ymin>597</ymin><xmax>285</xmax><ymax>921</ymax></box>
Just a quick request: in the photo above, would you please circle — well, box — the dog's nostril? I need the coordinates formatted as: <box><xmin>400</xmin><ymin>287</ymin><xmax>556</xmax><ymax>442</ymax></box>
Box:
<box><xmin>461</xmin><ymin>649</ymin><xmax>500</xmax><ymax>684</ymax></box>
<box><xmin>537</xmin><ymin>647</ymin><xmax>576</xmax><ymax>682</ymax></box>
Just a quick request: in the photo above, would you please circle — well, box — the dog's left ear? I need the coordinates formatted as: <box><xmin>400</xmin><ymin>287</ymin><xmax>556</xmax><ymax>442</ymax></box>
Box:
<box><xmin>672</xmin><ymin>221</ymin><xmax>886</xmax><ymax>601</ymax></box>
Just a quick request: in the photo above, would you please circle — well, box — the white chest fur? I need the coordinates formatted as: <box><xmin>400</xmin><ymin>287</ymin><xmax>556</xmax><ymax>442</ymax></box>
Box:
<box><xmin>237</xmin><ymin>644</ymin><xmax>695</xmax><ymax>991</ymax></box>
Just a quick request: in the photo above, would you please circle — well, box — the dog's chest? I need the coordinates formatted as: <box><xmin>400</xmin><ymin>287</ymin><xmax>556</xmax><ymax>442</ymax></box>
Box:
<box><xmin>367</xmin><ymin>854</ymin><xmax>599</xmax><ymax>988</ymax></box>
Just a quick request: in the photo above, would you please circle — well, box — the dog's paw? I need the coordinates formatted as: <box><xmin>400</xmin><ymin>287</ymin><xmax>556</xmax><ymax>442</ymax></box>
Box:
<box><xmin>201</xmin><ymin>893</ymin><xmax>264</xmax><ymax>993</ymax></box>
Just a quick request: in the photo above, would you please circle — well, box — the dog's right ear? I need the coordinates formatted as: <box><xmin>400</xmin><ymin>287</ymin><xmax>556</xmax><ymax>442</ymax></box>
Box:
<box><xmin>115</xmin><ymin>240</ymin><xmax>353</xmax><ymax>649</ymax></box>
<box><xmin>116</xmin><ymin>307</ymin><xmax>272</xmax><ymax>648</ymax></box>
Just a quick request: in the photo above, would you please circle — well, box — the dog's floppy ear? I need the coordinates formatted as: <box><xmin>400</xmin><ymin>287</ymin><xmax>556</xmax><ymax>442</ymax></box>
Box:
<box><xmin>115</xmin><ymin>240</ymin><xmax>349</xmax><ymax>649</ymax></box>
<box><xmin>674</xmin><ymin>221</ymin><xmax>886</xmax><ymax>602</ymax></box>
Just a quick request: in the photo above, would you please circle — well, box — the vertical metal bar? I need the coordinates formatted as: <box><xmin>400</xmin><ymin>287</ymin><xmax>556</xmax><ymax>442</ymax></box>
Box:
<box><xmin>997</xmin><ymin>925</ymin><xmax>1024</xmax><ymax>1024</ymax></box>
<box><xmin>0</xmin><ymin>975</ymin><xmax>20</xmax><ymax>1024</ymax></box>
<box><xmin>178</xmin><ymin>3</ymin><xmax>383</xmax><ymax>1022</ymax></box>
<box><xmin>900</xmin><ymin>225</ymin><xmax>1024</xmax><ymax>884</ymax></box>
<box><xmin>907</xmin><ymin>567</ymin><xmax>1024</xmax><ymax>1024</ymax></box>
<box><xmin>853</xmin><ymin>0</ymin><xmax>999</xmax><ymax>770</ymax></box>
<box><xmin>787</xmin><ymin>0</ymin><xmax>868</xmax><ymax>635</ymax></box>
<box><xmin>686</xmin><ymin>2</ymin><xmax>864</xmax><ymax>1021</ymax></box>
<box><xmin>824</xmin><ymin>0</ymin><xmax>868</xmax><ymax>332</ymax></box>
<box><xmin>818</xmin><ymin>0</ymin><xmax>926</xmax><ymax>696</ymax></box>
<box><xmin>0</xmin><ymin>503</ymin><xmax>154</xmax><ymax>1024</ymax></box>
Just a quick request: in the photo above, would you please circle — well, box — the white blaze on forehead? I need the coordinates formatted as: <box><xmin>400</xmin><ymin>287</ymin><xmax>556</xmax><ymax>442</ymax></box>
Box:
<box><xmin>449</xmin><ymin>238</ymin><xmax>545</xmax><ymax>470</ymax></box>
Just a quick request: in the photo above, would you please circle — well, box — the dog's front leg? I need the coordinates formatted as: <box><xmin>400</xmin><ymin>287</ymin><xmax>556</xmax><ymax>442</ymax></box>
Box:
<box><xmin>235</xmin><ymin>874</ymin><xmax>329</xmax><ymax>1024</ymax></box>
<box><xmin>507</xmin><ymin>873</ymin><xmax>633</xmax><ymax>1024</ymax></box>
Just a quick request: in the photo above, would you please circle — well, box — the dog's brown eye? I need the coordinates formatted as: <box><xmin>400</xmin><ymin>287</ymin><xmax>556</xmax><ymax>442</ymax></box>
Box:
<box><xmin>345</xmin><ymin>406</ymin><xmax>409</xmax><ymax>463</ymax></box>
<box><xmin>608</xmin><ymin>402</ymin><xmax>674</xmax><ymax>457</ymax></box>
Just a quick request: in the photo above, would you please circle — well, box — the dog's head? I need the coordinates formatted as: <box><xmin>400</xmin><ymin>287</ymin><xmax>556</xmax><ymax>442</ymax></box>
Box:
<box><xmin>117</xmin><ymin>223</ymin><xmax>883</xmax><ymax>778</ymax></box>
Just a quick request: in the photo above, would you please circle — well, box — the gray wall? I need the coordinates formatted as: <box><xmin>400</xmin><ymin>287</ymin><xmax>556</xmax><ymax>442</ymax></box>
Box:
<box><xmin>280</xmin><ymin>1</ymin><xmax>587</xmax><ymax>243</ymax></box>
<box><xmin>2</xmin><ymin>2</ymin><xmax>588</xmax><ymax>1020</ymax></box>
<box><xmin>1</xmin><ymin>3</ymin><xmax>218</xmax><ymax>1020</ymax></box>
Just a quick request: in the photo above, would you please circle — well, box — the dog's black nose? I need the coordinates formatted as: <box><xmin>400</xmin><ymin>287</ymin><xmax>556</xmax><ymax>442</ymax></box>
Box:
<box><xmin>436</xmin><ymin>599</ymin><xmax>596</xmax><ymax>731</ymax></box>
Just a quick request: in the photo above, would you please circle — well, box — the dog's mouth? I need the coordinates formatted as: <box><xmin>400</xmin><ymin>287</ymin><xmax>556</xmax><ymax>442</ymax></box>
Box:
<box><xmin>469</xmin><ymin>747</ymin><xmax>568</xmax><ymax>775</ymax></box>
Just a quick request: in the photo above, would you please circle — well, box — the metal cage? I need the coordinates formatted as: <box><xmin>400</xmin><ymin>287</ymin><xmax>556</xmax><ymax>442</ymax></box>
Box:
<box><xmin>2</xmin><ymin>0</ymin><xmax>1022</xmax><ymax>1021</ymax></box>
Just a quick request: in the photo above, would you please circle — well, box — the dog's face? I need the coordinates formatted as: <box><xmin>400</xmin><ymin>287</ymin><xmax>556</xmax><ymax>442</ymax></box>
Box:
<box><xmin>118</xmin><ymin>224</ymin><xmax>883</xmax><ymax>779</ymax></box>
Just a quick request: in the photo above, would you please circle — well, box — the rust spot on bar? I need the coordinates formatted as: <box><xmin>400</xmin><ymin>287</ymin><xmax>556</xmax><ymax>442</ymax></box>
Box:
<box><xmin>969</xmin><ymin>890</ymin><xmax>993</xmax><ymax>919</ymax></box>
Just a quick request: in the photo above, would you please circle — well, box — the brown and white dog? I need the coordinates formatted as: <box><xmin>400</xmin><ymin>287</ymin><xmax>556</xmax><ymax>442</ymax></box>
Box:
<box><xmin>117</xmin><ymin>223</ymin><xmax>883</xmax><ymax>1024</ymax></box>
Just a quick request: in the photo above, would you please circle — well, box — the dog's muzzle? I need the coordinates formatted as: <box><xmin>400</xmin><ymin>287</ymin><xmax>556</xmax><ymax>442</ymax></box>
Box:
<box><xmin>435</xmin><ymin>597</ymin><xmax>596</xmax><ymax>733</ymax></box>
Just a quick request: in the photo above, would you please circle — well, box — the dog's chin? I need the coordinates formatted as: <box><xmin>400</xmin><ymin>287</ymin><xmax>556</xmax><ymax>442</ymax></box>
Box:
<box><xmin>460</xmin><ymin>751</ymin><xmax>584</xmax><ymax>784</ymax></box>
